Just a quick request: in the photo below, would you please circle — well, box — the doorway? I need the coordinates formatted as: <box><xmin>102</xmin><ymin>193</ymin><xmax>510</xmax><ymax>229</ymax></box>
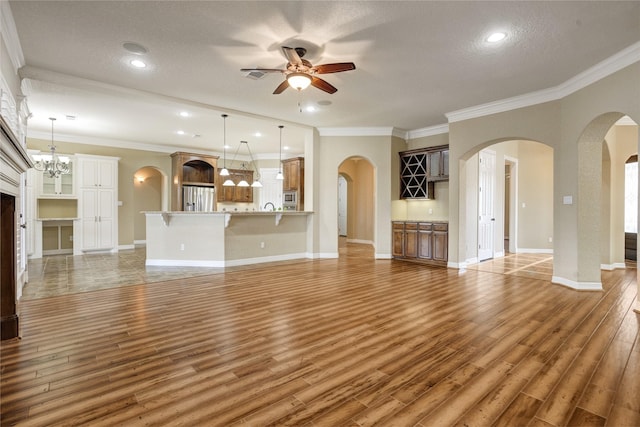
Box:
<box><xmin>133</xmin><ymin>167</ymin><xmax>165</xmax><ymax>245</ymax></box>
<box><xmin>338</xmin><ymin>174</ymin><xmax>347</xmax><ymax>236</ymax></box>
<box><xmin>478</xmin><ymin>149</ymin><xmax>496</xmax><ymax>261</ymax></box>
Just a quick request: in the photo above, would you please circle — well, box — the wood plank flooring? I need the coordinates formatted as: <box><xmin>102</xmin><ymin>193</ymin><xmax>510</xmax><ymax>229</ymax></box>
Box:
<box><xmin>1</xmin><ymin>246</ymin><xmax>639</xmax><ymax>426</ymax></box>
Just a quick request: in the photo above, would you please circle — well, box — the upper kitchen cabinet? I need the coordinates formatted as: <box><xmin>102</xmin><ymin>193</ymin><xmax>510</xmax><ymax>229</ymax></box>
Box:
<box><xmin>170</xmin><ymin>152</ymin><xmax>218</xmax><ymax>211</ymax></box>
<box><xmin>282</xmin><ymin>157</ymin><xmax>304</xmax><ymax>191</ymax></box>
<box><xmin>427</xmin><ymin>146</ymin><xmax>449</xmax><ymax>181</ymax></box>
<box><xmin>76</xmin><ymin>154</ymin><xmax>117</xmax><ymax>189</ymax></box>
<box><xmin>399</xmin><ymin>145</ymin><xmax>449</xmax><ymax>199</ymax></box>
<box><xmin>29</xmin><ymin>150</ymin><xmax>76</xmax><ymax>198</ymax></box>
<box><xmin>217</xmin><ymin>169</ymin><xmax>254</xmax><ymax>203</ymax></box>
<box><xmin>399</xmin><ymin>150</ymin><xmax>434</xmax><ymax>199</ymax></box>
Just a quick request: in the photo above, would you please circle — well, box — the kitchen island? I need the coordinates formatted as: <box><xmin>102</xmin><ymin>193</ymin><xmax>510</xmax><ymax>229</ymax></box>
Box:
<box><xmin>144</xmin><ymin>211</ymin><xmax>312</xmax><ymax>267</ymax></box>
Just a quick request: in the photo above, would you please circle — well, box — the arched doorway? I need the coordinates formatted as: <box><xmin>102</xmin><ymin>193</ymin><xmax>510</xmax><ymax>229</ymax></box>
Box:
<box><xmin>133</xmin><ymin>166</ymin><xmax>165</xmax><ymax>246</ymax></box>
<box><xmin>460</xmin><ymin>139</ymin><xmax>553</xmax><ymax>266</ymax></box>
<box><xmin>338</xmin><ymin>157</ymin><xmax>374</xmax><ymax>256</ymax></box>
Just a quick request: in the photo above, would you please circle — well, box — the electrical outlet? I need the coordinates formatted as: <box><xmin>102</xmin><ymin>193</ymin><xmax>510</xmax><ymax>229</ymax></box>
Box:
<box><xmin>260</xmin><ymin>242</ymin><xmax>265</xmax><ymax>249</ymax></box>
<box><xmin>548</xmin><ymin>237</ymin><xmax>553</xmax><ymax>243</ymax></box>
<box><xmin>180</xmin><ymin>243</ymin><xmax>185</xmax><ymax>251</ymax></box>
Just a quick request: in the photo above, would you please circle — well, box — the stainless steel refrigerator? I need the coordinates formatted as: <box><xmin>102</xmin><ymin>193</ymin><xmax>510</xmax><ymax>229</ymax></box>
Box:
<box><xmin>183</xmin><ymin>185</ymin><xmax>215</xmax><ymax>211</ymax></box>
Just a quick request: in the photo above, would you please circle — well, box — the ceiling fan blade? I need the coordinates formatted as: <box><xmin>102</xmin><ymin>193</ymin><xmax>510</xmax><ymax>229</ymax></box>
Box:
<box><xmin>240</xmin><ymin>68</ymin><xmax>285</xmax><ymax>73</ymax></box>
<box><xmin>273</xmin><ymin>80</ymin><xmax>290</xmax><ymax>94</ymax></box>
<box><xmin>310</xmin><ymin>76</ymin><xmax>338</xmax><ymax>94</ymax></box>
<box><xmin>281</xmin><ymin>46</ymin><xmax>303</xmax><ymax>66</ymax></box>
<box><xmin>314</xmin><ymin>62</ymin><xmax>356</xmax><ymax>74</ymax></box>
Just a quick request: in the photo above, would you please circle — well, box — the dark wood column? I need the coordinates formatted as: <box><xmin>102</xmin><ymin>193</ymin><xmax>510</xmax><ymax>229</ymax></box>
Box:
<box><xmin>1</xmin><ymin>192</ymin><xmax>19</xmax><ymax>340</ymax></box>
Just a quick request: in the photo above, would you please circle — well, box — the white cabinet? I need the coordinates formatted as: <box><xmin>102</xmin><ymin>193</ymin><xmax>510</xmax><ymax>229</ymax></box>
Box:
<box><xmin>76</xmin><ymin>155</ymin><xmax>119</xmax><ymax>252</ymax></box>
<box><xmin>80</xmin><ymin>188</ymin><xmax>115</xmax><ymax>250</ymax></box>
<box><xmin>78</xmin><ymin>156</ymin><xmax>116</xmax><ymax>189</ymax></box>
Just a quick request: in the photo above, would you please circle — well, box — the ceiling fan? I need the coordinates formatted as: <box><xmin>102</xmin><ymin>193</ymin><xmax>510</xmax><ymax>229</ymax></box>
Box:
<box><xmin>241</xmin><ymin>46</ymin><xmax>356</xmax><ymax>94</ymax></box>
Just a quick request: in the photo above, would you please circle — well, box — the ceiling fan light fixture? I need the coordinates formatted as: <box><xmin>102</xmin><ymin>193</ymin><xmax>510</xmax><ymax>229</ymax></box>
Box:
<box><xmin>287</xmin><ymin>72</ymin><xmax>312</xmax><ymax>91</ymax></box>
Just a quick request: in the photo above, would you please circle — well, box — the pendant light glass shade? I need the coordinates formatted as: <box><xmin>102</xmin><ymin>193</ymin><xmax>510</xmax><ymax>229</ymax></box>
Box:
<box><xmin>276</xmin><ymin>125</ymin><xmax>284</xmax><ymax>180</ymax></box>
<box><xmin>287</xmin><ymin>72</ymin><xmax>312</xmax><ymax>91</ymax></box>
<box><xmin>223</xmin><ymin>141</ymin><xmax>262</xmax><ymax>188</ymax></box>
<box><xmin>219</xmin><ymin>114</ymin><xmax>230</xmax><ymax>176</ymax></box>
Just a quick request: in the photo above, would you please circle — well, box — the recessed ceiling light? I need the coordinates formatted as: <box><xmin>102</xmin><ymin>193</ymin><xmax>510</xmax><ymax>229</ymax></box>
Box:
<box><xmin>283</xmin><ymin>146</ymin><xmax>290</xmax><ymax>151</ymax></box>
<box><xmin>486</xmin><ymin>32</ymin><xmax>507</xmax><ymax>43</ymax></box>
<box><xmin>130</xmin><ymin>59</ymin><xmax>147</xmax><ymax>68</ymax></box>
<box><xmin>177</xmin><ymin>130</ymin><xmax>185</xmax><ymax>135</ymax></box>
<box><xmin>179</xmin><ymin>111</ymin><xmax>189</xmax><ymax>117</ymax></box>
<box><xmin>305</xmin><ymin>106</ymin><xmax>316</xmax><ymax>113</ymax></box>
<box><xmin>254</xmin><ymin>132</ymin><xmax>262</xmax><ymax>137</ymax></box>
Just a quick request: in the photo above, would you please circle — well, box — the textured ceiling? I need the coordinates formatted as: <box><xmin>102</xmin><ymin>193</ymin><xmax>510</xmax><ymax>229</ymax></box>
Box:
<box><xmin>7</xmin><ymin>0</ymin><xmax>640</xmax><ymax>155</ymax></box>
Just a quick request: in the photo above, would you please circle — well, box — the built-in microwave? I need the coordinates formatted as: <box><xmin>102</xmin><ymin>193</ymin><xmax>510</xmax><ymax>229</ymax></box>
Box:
<box><xmin>283</xmin><ymin>191</ymin><xmax>297</xmax><ymax>204</ymax></box>
<box><xmin>283</xmin><ymin>191</ymin><xmax>297</xmax><ymax>210</ymax></box>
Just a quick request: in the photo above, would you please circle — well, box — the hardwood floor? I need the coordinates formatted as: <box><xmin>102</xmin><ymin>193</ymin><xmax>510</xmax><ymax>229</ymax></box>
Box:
<box><xmin>1</xmin><ymin>245</ymin><xmax>639</xmax><ymax>426</ymax></box>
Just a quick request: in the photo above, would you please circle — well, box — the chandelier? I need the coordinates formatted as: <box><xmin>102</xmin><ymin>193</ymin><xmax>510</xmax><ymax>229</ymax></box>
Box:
<box><xmin>222</xmin><ymin>140</ymin><xmax>263</xmax><ymax>188</ymax></box>
<box><xmin>32</xmin><ymin>117</ymin><xmax>70</xmax><ymax>178</ymax></box>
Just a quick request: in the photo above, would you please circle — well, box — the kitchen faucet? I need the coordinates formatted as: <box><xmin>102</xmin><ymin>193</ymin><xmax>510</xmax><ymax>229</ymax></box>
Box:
<box><xmin>264</xmin><ymin>202</ymin><xmax>275</xmax><ymax>211</ymax></box>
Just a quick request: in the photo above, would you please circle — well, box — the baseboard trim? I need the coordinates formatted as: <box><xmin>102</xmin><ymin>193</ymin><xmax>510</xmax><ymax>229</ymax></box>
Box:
<box><xmin>516</xmin><ymin>248</ymin><xmax>554</xmax><ymax>254</ymax></box>
<box><xmin>600</xmin><ymin>262</ymin><xmax>626</xmax><ymax>271</ymax></box>
<box><xmin>146</xmin><ymin>259</ymin><xmax>224</xmax><ymax>267</ymax></box>
<box><xmin>347</xmin><ymin>239</ymin><xmax>374</xmax><ymax>246</ymax></box>
<box><xmin>552</xmin><ymin>275</ymin><xmax>603</xmax><ymax>291</ymax></box>
<box><xmin>118</xmin><ymin>244</ymin><xmax>135</xmax><ymax>251</ymax></box>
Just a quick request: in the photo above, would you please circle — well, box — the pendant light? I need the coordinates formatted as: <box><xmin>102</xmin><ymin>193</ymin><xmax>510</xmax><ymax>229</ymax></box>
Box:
<box><xmin>223</xmin><ymin>140</ymin><xmax>262</xmax><ymax>188</ymax></box>
<box><xmin>219</xmin><ymin>114</ymin><xmax>230</xmax><ymax>177</ymax></box>
<box><xmin>275</xmin><ymin>125</ymin><xmax>284</xmax><ymax>180</ymax></box>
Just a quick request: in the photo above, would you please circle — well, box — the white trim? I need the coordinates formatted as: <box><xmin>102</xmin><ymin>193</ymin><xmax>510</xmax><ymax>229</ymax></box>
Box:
<box><xmin>552</xmin><ymin>276</ymin><xmax>603</xmax><ymax>291</ymax></box>
<box><xmin>118</xmin><ymin>244</ymin><xmax>135</xmax><ymax>251</ymax></box>
<box><xmin>146</xmin><ymin>259</ymin><xmax>224</xmax><ymax>267</ymax></box>
<box><xmin>0</xmin><ymin>0</ymin><xmax>25</xmax><ymax>71</ymax></box>
<box><xmin>494</xmin><ymin>250</ymin><xmax>505</xmax><ymax>258</ymax></box>
<box><xmin>600</xmin><ymin>262</ymin><xmax>626</xmax><ymax>271</ymax></box>
<box><xmin>317</xmin><ymin>127</ymin><xmax>406</xmax><ymax>138</ymax></box>
<box><xmin>447</xmin><ymin>261</ymin><xmax>467</xmax><ymax>269</ymax></box>
<box><xmin>465</xmin><ymin>257</ymin><xmax>479</xmax><ymax>266</ymax></box>
<box><xmin>515</xmin><ymin>248</ymin><xmax>554</xmax><ymax>254</ymax></box>
<box><xmin>133</xmin><ymin>240</ymin><xmax>146</xmax><ymax>246</ymax></box>
<box><xmin>446</xmin><ymin>41</ymin><xmax>640</xmax><ymax>124</ymax></box>
<box><xmin>317</xmin><ymin>252</ymin><xmax>339</xmax><ymax>259</ymax></box>
<box><xmin>146</xmin><ymin>252</ymin><xmax>309</xmax><ymax>268</ymax></box>
<box><xmin>346</xmin><ymin>238</ymin><xmax>374</xmax><ymax>245</ymax></box>
<box><xmin>407</xmin><ymin>124</ymin><xmax>449</xmax><ymax>139</ymax></box>
<box><xmin>375</xmin><ymin>253</ymin><xmax>393</xmax><ymax>259</ymax></box>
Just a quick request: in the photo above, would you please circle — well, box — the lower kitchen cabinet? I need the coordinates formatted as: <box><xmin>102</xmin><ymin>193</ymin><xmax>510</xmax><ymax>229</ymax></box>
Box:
<box><xmin>392</xmin><ymin>221</ymin><xmax>448</xmax><ymax>266</ymax></box>
<box><xmin>80</xmin><ymin>188</ymin><xmax>116</xmax><ymax>251</ymax></box>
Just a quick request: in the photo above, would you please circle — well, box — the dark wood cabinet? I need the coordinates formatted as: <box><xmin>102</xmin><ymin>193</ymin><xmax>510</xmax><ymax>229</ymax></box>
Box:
<box><xmin>399</xmin><ymin>145</ymin><xmax>449</xmax><ymax>199</ymax></box>
<box><xmin>392</xmin><ymin>221</ymin><xmax>447</xmax><ymax>266</ymax></box>
<box><xmin>171</xmin><ymin>152</ymin><xmax>218</xmax><ymax>211</ymax></box>
<box><xmin>282</xmin><ymin>157</ymin><xmax>304</xmax><ymax>210</ymax></box>
<box><xmin>217</xmin><ymin>169</ymin><xmax>254</xmax><ymax>203</ymax></box>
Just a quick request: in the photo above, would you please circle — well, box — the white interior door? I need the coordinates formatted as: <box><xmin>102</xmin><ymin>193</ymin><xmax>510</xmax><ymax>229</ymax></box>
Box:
<box><xmin>338</xmin><ymin>175</ymin><xmax>347</xmax><ymax>236</ymax></box>
<box><xmin>478</xmin><ymin>150</ymin><xmax>496</xmax><ymax>261</ymax></box>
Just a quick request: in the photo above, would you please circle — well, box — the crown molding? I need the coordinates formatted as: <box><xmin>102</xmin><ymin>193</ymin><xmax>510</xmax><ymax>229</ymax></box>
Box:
<box><xmin>0</xmin><ymin>0</ymin><xmax>25</xmax><ymax>71</ymax></box>
<box><xmin>446</xmin><ymin>40</ymin><xmax>640</xmax><ymax>124</ymax></box>
<box><xmin>407</xmin><ymin>123</ymin><xmax>449</xmax><ymax>139</ymax></box>
<box><xmin>26</xmin><ymin>129</ymin><xmax>290</xmax><ymax>160</ymax></box>
<box><xmin>317</xmin><ymin>126</ymin><xmax>407</xmax><ymax>138</ymax></box>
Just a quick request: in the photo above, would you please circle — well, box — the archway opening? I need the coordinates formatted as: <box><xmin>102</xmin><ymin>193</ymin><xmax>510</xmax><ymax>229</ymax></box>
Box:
<box><xmin>133</xmin><ymin>166</ymin><xmax>165</xmax><ymax>246</ymax></box>
<box><xmin>460</xmin><ymin>139</ymin><xmax>553</xmax><ymax>268</ymax></box>
<box><xmin>338</xmin><ymin>157</ymin><xmax>375</xmax><ymax>257</ymax></box>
